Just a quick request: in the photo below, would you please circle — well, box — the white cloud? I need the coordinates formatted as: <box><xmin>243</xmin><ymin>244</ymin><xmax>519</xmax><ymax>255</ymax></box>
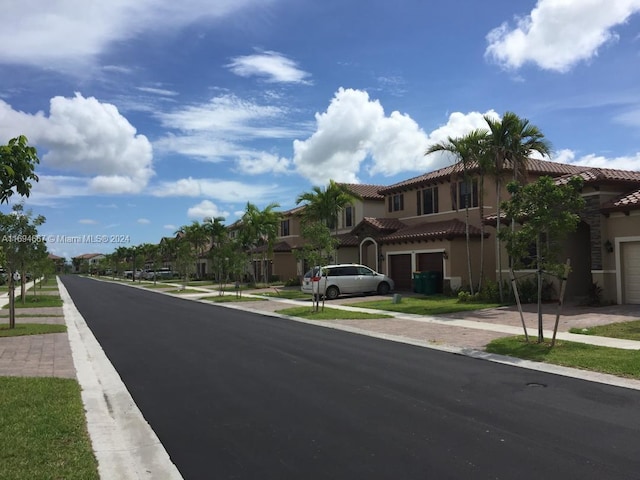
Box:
<box><xmin>292</xmin><ymin>87</ymin><xmax>498</xmax><ymax>184</ymax></box>
<box><xmin>0</xmin><ymin>93</ymin><xmax>154</xmax><ymax>194</ymax></box>
<box><xmin>0</xmin><ymin>0</ymin><xmax>275</xmax><ymax>72</ymax></box>
<box><xmin>237</xmin><ymin>152</ymin><xmax>291</xmax><ymax>175</ymax></box>
<box><xmin>187</xmin><ymin>200</ymin><xmax>230</xmax><ymax>220</ymax></box>
<box><xmin>163</xmin><ymin>224</ymin><xmax>177</xmax><ymax>231</ymax></box>
<box><xmin>137</xmin><ymin>218</ymin><xmax>151</xmax><ymax>224</ymax></box>
<box><xmin>154</xmin><ymin>94</ymin><xmax>306</xmax><ymax>169</ymax></box>
<box><xmin>151</xmin><ymin>177</ymin><xmax>280</xmax><ymax>202</ymax></box>
<box><xmin>485</xmin><ymin>0</ymin><xmax>640</xmax><ymax>72</ymax></box>
<box><xmin>551</xmin><ymin>148</ymin><xmax>640</xmax><ymax>170</ymax></box>
<box><xmin>227</xmin><ymin>50</ymin><xmax>311</xmax><ymax>84</ymax></box>
<box><xmin>78</xmin><ymin>219</ymin><xmax>97</xmax><ymax>225</ymax></box>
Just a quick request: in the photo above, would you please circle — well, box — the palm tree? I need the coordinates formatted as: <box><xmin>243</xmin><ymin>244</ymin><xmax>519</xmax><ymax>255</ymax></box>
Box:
<box><xmin>426</xmin><ymin>129</ymin><xmax>488</xmax><ymax>294</ymax></box>
<box><xmin>202</xmin><ymin>216</ymin><xmax>228</xmax><ymax>283</ymax></box>
<box><xmin>484</xmin><ymin>112</ymin><xmax>551</xmax><ymax>301</ymax></box>
<box><xmin>240</xmin><ymin>202</ymin><xmax>280</xmax><ymax>284</ymax></box>
<box><xmin>176</xmin><ymin>221</ymin><xmax>210</xmax><ymax>280</ymax></box>
<box><xmin>295</xmin><ymin>180</ymin><xmax>361</xmax><ymax>263</ymax></box>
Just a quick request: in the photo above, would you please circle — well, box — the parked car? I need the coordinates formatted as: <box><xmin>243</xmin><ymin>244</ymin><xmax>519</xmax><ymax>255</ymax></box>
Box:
<box><xmin>301</xmin><ymin>264</ymin><xmax>394</xmax><ymax>300</ymax></box>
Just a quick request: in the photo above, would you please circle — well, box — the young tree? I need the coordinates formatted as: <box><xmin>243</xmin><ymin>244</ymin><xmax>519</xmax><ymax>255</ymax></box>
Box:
<box><xmin>500</xmin><ymin>175</ymin><xmax>585</xmax><ymax>343</ymax></box>
<box><xmin>0</xmin><ymin>135</ymin><xmax>40</xmax><ymax>204</ymax></box>
<box><xmin>295</xmin><ymin>221</ymin><xmax>339</xmax><ymax>312</ymax></box>
<box><xmin>0</xmin><ymin>204</ymin><xmax>46</xmax><ymax>327</ymax></box>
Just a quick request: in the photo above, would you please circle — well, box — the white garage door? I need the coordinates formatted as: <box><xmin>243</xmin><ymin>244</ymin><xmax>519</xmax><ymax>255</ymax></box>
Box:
<box><xmin>623</xmin><ymin>242</ymin><xmax>640</xmax><ymax>304</ymax></box>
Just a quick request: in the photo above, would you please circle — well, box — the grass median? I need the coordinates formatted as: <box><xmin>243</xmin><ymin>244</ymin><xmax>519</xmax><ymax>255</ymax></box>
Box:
<box><xmin>486</xmin><ymin>336</ymin><xmax>640</xmax><ymax>379</ymax></box>
<box><xmin>0</xmin><ymin>377</ymin><xmax>99</xmax><ymax>480</ymax></box>
<box><xmin>3</xmin><ymin>295</ymin><xmax>63</xmax><ymax>309</ymax></box>
<box><xmin>275</xmin><ymin>306</ymin><xmax>393</xmax><ymax>320</ymax></box>
<box><xmin>347</xmin><ymin>295</ymin><xmax>502</xmax><ymax>315</ymax></box>
<box><xmin>0</xmin><ymin>323</ymin><xmax>66</xmax><ymax>337</ymax></box>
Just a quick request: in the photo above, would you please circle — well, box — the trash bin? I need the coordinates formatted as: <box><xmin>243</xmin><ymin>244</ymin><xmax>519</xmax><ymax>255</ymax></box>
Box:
<box><xmin>422</xmin><ymin>271</ymin><xmax>441</xmax><ymax>295</ymax></box>
<box><xmin>412</xmin><ymin>272</ymin><xmax>424</xmax><ymax>293</ymax></box>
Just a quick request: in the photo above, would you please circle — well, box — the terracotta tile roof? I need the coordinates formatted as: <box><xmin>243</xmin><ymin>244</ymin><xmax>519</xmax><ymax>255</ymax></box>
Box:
<box><xmin>336</xmin><ymin>233</ymin><xmax>361</xmax><ymax>247</ymax></box>
<box><xmin>601</xmin><ymin>187</ymin><xmax>640</xmax><ymax>213</ymax></box>
<box><xmin>280</xmin><ymin>205</ymin><xmax>306</xmax><ymax>216</ymax></box>
<box><xmin>381</xmin><ymin>219</ymin><xmax>482</xmax><ymax>243</ymax></box>
<box><xmin>338</xmin><ymin>183</ymin><xmax>385</xmax><ymax>200</ymax></box>
<box><xmin>74</xmin><ymin>253</ymin><xmax>103</xmax><ymax>259</ymax></box>
<box><xmin>351</xmin><ymin>216</ymin><xmax>407</xmax><ymax>235</ymax></box>
<box><xmin>554</xmin><ymin>167</ymin><xmax>640</xmax><ymax>186</ymax></box>
<box><xmin>48</xmin><ymin>254</ymin><xmax>64</xmax><ymax>260</ymax></box>
<box><xmin>379</xmin><ymin>158</ymin><xmax>591</xmax><ymax>194</ymax></box>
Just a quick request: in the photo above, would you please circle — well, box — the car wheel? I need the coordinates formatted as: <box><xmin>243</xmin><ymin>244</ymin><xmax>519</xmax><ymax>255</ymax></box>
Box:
<box><xmin>377</xmin><ymin>282</ymin><xmax>391</xmax><ymax>295</ymax></box>
<box><xmin>325</xmin><ymin>286</ymin><xmax>340</xmax><ymax>300</ymax></box>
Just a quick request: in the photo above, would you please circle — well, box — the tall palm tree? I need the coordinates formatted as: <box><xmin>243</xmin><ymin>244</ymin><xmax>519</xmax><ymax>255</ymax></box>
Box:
<box><xmin>484</xmin><ymin>112</ymin><xmax>551</xmax><ymax>301</ymax></box>
<box><xmin>203</xmin><ymin>216</ymin><xmax>227</xmax><ymax>283</ymax></box>
<box><xmin>241</xmin><ymin>202</ymin><xmax>280</xmax><ymax>283</ymax></box>
<box><xmin>176</xmin><ymin>221</ymin><xmax>210</xmax><ymax>280</ymax></box>
<box><xmin>426</xmin><ymin>129</ymin><xmax>488</xmax><ymax>294</ymax></box>
<box><xmin>296</xmin><ymin>179</ymin><xmax>361</xmax><ymax>263</ymax></box>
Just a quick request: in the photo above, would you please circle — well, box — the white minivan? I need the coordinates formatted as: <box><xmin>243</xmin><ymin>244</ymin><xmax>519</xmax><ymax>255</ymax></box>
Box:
<box><xmin>301</xmin><ymin>264</ymin><xmax>394</xmax><ymax>300</ymax></box>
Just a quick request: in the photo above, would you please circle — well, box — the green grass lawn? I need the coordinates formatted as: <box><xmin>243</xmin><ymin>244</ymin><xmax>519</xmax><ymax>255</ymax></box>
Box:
<box><xmin>0</xmin><ymin>313</ymin><xmax>64</xmax><ymax>318</ymax></box>
<box><xmin>569</xmin><ymin>320</ymin><xmax>640</xmax><ymax>341</ymax></box>
<box><xmin>201</xmin><ymin>295</ymin><xmax>265</xmax><ymax>303</ymax></box>
<box><xmin>143</xmin><ymin>283</ymin><xmax>176</xmax><ymax>289</ymax></box>
<box><xmin>165</xmin><ymin>288</ymin><xmax>208</xmax><ymax>294</ymax></box>
<box><xmin>486</xmin><ymin>336</ymin><xmax>640</xmax><ymax>379</ymax></box>
<box><xmin>0</xmin><ymin>377</ymin><xmax>99</xmax><ymax>480</ymax></box>
<box><xmin>256</xmin><ymin>289</ymin><xmax>310</xmax><ymax>300</ymax></box>
<box><xmin>0</xmin><ymin>323</ymin><xmax>67</xmax><ymax>337</ymax></box>
<box><xmin>275</xmin><ymin>306</ymin><xmax>393</xmax><ymax>320</ymax></box>
<box><xmin>3</xmin><ymin>295</ymin><xmax>63</xmax><ymax>308</ymax></box>
<box><xmin>348</xmin><ymin>295</ymin><xmax>502</xmax><ymax>315</ymax></box>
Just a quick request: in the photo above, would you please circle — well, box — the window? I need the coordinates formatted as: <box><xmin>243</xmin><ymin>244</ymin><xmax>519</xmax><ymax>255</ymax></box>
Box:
<box><xmin>388</xmin><ymin>193</ymin><xmax>404</xmax><ymax>212</ymax></box>
<box><xmin>454</xmin><ymin>179</ymin><xmax>479</xmax><ymax>210</ymax></box>
<box><xmin>417</xmin><ymin>186</ymin><xmax>439</xmax><ymax>215</ymax></box>
<box><xmin>280</xmin><ymin>219</ymin><xmax>290</xmax><ymax>236</ymax></box>
<box><xmin>344</xmin><ymin>205</ymin><xmax>354</xmax><ymax>228</ymax></box>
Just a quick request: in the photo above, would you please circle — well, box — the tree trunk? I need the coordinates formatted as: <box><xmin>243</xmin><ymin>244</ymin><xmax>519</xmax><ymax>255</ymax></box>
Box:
<box><xmin>465</xmin><ymin>202</ymin><xmax>474</xmax><ymax>295</ymax></box>
<box><xmin>536</xmin><ymin>235</ymin><xmax>544</xmax><ymax>343</ymax></box>
<box><xmin>496</xmin><ymin>178</ymin><xmax>503</xmax><ymax>302</ymax></box>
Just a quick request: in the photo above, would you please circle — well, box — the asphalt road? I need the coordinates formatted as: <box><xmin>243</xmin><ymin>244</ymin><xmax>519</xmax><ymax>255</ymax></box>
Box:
<box><xmin>61</xmin><ymin>275</ymin><xmax>640</xmax><ymax>480</ymax></box>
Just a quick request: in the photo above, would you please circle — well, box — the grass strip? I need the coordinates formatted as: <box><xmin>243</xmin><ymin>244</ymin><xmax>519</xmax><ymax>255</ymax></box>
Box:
<box><xmin>486</xmin><ymin>336</ymin><xmax>640</xmax><ymax>379</ymax></box>
<box><xmin>257</xmin><ymin>290</ymin><xmax>310</xmax><ymax>300</ymax></box>
<box><xmin>569</xmin><ymin>319</ymin><xmax>640</xmax><ymax>341</ymax></box>
<box><xmin>3</xmin><ymin>295</ymin><xmax>63</xmax><ymax>309</ymax></box>
<box><xmin>0</xmin><ymin>377</ymin><xmax>99</xmax><ymax>480</ymax></box>
<box><xmin>276</xmin><ymin>306</ymin><xmax>393</xmax><ymax>320</ymax></box>
<box><xmin>0</xmin><ymin>323</ymin><xmax>67</xmax><ymax>337</ymax></box>
<box><xmin>202</xmin><ymin>295</ymin><xmax>264</xmax><ymax>303</ymax></box>
<box><xmin>348</xmin><ymin>295</ymin><xmax>502</xmax><ymax>315</ymax></box>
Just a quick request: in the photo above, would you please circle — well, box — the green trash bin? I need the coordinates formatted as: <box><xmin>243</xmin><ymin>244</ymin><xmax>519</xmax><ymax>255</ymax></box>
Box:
<box><xmin>422</xmin><ymin>271</ymin><xmax>438</xmax><ymax>295</ymax></box>
<box><xmin>412</xmin><ymin>272</ymin><xmax>424</xmax><ymax>293</ymax></box>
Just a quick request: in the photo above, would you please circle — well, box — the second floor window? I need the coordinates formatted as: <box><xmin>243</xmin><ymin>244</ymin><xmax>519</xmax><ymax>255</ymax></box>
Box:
<box><xmin>455</xmin><ymin>179</ymin><xmax>479</xmax><ymax>209</ymax></box>
<box><xmin>388</xmin><ymin>193</ymin><xmax>404</xmax><ymax>212</ymax></box>
<box><xmin>280</xmin><ymin>219</ymin><xmax>290</xmax><ymax>236</ymax></box>
<box><xmin>417</xmin><ymin>186</ymin><xmax>439</xmax><ymax>215</ymax></box>
<box><xmin>344</xmin><ymin>205</ymin><xmax>354</xmax><ymax>228</ymax></box>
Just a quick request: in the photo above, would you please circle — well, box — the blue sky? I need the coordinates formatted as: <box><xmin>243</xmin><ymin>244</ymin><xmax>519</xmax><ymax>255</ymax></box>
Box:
<box><xmin>1</xmin><ymin>0</ymin><xmax>639</xmax><ymax>260</ymax></box>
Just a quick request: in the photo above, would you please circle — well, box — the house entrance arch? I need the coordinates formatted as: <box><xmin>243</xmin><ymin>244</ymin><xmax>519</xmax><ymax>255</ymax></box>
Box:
<box><xmin>359</xmin><ymin>237</ymin><xmax>380</xmax><ymax>271</ymax></box>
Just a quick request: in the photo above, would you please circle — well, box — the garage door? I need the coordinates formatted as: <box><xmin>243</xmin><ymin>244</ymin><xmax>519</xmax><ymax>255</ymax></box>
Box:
<box><xmin>623</xmin><ymin>242</ymin><xmax>640</xmax><ymax>304</ymax></box>
<box><xmin>389</xmin><ymin>254</ymin><xmax>412</xmax><ymax>291</ymax></box>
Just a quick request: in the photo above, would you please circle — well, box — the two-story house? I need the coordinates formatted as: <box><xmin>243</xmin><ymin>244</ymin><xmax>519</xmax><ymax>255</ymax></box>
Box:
<box><xmin>348</xmin><ymin>158</ymin><xmax>640</xmax><ymax>303</ymax></box>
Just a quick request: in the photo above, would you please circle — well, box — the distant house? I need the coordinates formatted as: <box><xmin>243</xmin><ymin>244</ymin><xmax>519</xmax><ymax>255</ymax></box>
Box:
<box><xmin>48</xmin><ymin>254</ymin><xmax>66</xmax><ymax>273</ymax></box>
<box><xmin>72</xmin><ymin>253</ymin><xmax>105</xmax><ymax>274</ymax></box>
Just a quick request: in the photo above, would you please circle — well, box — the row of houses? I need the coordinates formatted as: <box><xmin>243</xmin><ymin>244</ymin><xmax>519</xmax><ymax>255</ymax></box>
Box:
<box><xmin>73</xmin><ymin>158</ymin><xmax>640</xmax><ymax>305</ymax></box>
<box><xmin>254</xmin><ymin>158</ymin><xmax>640</xmax><ymax>305</ymax></box>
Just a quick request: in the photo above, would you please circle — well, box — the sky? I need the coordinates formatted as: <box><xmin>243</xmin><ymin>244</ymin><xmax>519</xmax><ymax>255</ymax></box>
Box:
<box><xmin>1</xmin><ymin>0</ymin><xmax>640</xmax><ymax>260</ymax></box>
